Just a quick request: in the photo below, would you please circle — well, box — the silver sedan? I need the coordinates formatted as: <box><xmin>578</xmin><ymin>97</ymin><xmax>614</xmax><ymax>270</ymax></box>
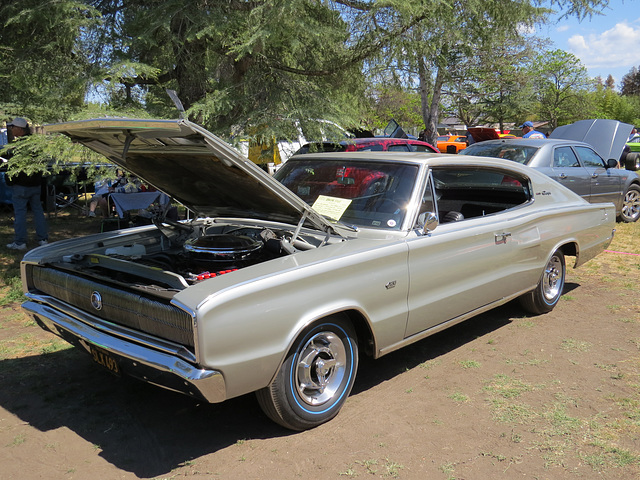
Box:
<box><xmin>461</xmin><ymin>138</ymin><xmax>640</xmax><ymax>223</ymax></box>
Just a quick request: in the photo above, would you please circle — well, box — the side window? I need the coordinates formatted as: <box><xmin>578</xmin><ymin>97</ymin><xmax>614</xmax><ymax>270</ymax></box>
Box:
<box><xmin>411</xmin><ymin>144</ymin><xmax>432</xmax><ymax>152</ymax></box>
<box><xmin>553</xmin><ymin>146</ymin><xmax>580</xmax><ymax>168</ymax></box>
<box><xmin>432</xmin><ymin>167</ymin><xmax>531</xmax><ymax>222</ymax></box>
<box><xmin>360</xmin><ymin>144</ymin><xmax>385</xmax><ymax>151</ymax></box>
<box><xmin>575</xmin><ymin>146</ymin><xmax>605</xmax><ymax>168</ymax></box>
<box><xmin>387</xmin><ymin>144</ymin><xmax>410</xmax><ymax>152</ymax></box>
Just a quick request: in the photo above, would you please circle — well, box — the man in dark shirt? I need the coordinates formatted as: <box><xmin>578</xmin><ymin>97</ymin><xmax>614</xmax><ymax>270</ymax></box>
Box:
<box><xmin>5</xmin><ymin>117</ymin><xmax>48</xmax><ymax>251</ymax></box>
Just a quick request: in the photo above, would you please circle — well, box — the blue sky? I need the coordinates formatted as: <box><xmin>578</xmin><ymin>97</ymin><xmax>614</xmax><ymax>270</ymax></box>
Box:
<box><xmin>537</xmin><ymin>0</ymin><xmax>640</xmax><ymax>88</ymax></box>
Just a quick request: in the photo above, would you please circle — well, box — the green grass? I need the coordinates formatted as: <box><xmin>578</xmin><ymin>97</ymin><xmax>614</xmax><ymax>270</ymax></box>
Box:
<box><xmin>484</xmin><ymin>374</ymin><xmax>534</xmax><ymax>398</ymax></box>
<box><xmin>560</xmin><ymin>338</ymin><xmax>592</xmax><ymax>352</ymax></box>
<box><xmin>459</xmin><ymin>360</ymin><xmax>481</xmax><ymax>369</ymax></box>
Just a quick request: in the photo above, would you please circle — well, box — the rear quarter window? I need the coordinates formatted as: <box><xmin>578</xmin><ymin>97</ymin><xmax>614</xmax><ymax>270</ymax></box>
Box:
<box><xmin>432</xmin><ymin>167</ymin><xmax>532</xmax><ymax>222</ymax></box>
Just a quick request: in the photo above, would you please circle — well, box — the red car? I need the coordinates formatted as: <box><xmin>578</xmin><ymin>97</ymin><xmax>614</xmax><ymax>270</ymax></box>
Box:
<box><xmin>294</xmin><ymin>137</ymin><xmax>438</xmax><ymax>155</ymax></box>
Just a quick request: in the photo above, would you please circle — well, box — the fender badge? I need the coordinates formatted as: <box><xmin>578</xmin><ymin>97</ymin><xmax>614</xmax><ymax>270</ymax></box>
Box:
<box><xmin>90</xmin><ymin>291</ymin><xmax>103</xmax><ymax>311</ymax></box>
<box><xmin>385</xmin><ymin>281</ymin><xmax>396</xmax><ymax>290</ymax></box>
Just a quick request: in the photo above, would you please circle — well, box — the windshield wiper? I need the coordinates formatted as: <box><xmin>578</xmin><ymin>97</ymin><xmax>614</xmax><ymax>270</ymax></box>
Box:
<box><xmin>321</xmin><ymin>215</ymin><xmax>359</xmax><ymax>233</ymax></box>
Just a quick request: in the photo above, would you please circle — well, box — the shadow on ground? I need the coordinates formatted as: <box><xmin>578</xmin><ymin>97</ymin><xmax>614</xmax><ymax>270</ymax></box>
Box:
<box><xmin>0</xmin><ymin>298</ymin><xmax>536</xmax><ymax>478</ymax></box>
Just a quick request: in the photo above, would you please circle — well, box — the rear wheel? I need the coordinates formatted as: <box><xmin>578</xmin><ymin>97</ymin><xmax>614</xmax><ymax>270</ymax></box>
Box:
<box><xmin>619</xmin><ymin>184</ymin><xmax>640</xmax><ymax>223</ymax></box>
<box><xmin>626</xmin><ymin>152</ymin><xmax>640</xmax><ymax>171</ymax></box>
<box><xmin>256</xmin><ymin>315</ymin><xmax>358</xmax><ymax>430</ymax></box>
<box><xmin>519</xmin><ymin>249</ymin><xmax>565</xmax><ymax>315</ymax></box>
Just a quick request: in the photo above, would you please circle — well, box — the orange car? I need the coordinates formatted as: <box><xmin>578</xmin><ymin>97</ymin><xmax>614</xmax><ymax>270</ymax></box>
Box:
<box><xmin>436</xmin><ymin>135</ymin><xmax>468</xmax><ymax>153</ymax></box>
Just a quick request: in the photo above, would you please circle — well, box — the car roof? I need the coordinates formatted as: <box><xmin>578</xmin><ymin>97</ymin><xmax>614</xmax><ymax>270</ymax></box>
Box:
<box><xmin>466</xmin><ymin>138</ymin><xmax>592</xmax><ymax>148</ymax></box>
<box><xmin>290</xmin><ymin>151</ymin><xmax>544</xmax><ymax>173</ymax></box>
<box><xmin>297</xmin><ymin>137</ymin><xmax>438</xmax><ymax>153</ymax></box>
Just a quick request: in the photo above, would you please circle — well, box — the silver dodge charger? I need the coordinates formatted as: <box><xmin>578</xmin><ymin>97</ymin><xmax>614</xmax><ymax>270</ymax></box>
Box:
<box><xmin>21</xmin><ymin>118</ymin><xmax>616</xmax><ymax>430</ymax></box>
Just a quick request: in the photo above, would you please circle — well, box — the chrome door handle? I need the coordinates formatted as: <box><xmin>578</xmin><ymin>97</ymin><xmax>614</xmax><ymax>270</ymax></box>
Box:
<box><xmin>495</xmin><ymin>232</ymin><xmax>511</xmax><ymax>245</ymax></box>
<box><xmin>558</xmin><ymin>173</ymin><xmax>567</xmax><ymax>179</ymax></box>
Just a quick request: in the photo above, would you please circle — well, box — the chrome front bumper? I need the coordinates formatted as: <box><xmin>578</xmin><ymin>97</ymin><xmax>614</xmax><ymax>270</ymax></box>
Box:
<box><xmin>22</xmin><ymin>296</ymin><xmax>226</xmax><ymax>403</ymax></box>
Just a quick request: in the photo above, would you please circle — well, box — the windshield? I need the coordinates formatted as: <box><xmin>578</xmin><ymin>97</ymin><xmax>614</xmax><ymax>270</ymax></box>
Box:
<box><xmin>275</xmin><ymin>158</ymin><xmax>419</xmax><ymax>230</ymax></box>
<box><xmin>461</xmin><ymin>143</ymin><xmax>539</xmax><ymax>165</ymax></box>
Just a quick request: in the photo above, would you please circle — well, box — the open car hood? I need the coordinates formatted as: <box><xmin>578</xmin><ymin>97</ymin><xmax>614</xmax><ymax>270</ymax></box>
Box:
<box><xmin>550</xmin><ymin>119</ymin><xmax>633</xmax><ymax>161</ymax></box>
<box><xmin>45</xmin><ymin>118</ymin><xmax>340</xmax><ymax>234</ymax></box>
<box><xmin>467</xmin><ymin>127</ymin><xmax>500</xmax><ymax>143</ymax></box>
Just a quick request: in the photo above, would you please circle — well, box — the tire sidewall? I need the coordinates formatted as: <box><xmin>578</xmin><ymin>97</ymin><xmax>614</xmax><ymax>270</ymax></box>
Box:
<box><xmin>621</xmin><ymin>185</ymin><xmax>640</xmax><ymax>223</ymax></box>
<box><xmin>281</xmin><ymin>319</ymin><xmax>358</xmax><ymax>424</ymax></box>
<box><xmin>539</xmin><ymin>251</ymin><xmax>565</xmax><ymax>309</ymax></box>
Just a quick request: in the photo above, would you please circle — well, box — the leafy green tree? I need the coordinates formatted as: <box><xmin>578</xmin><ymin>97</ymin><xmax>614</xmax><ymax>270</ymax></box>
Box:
<box><xmin>372</xmin><ymin>0</ymin><xmax>611</xmax><ymax>145</ymax></box>
<box><xmin>587</xmin><ymin>84</ymin><xmax>640</xmax><ymax>126</ymax></box>
<box><xmin>531</xmin><ymin>49</ymin><xmax>593</xmax><ymax>128</ymax></box>
<box><xmin>446</xmin><ymin>38</ymin><xmax>543</xmax><ymax>132</ymax></box>
<box><xmin>79</xmin><ymin>0</ymin><xmax>399</xmax><ymax>141</ymax></box>
<box><xmin>363</xmin><ymin>86</ymin><xmax>423</xmax><ymax>133</ymax></box>
<box><xmin>0</xmin><ymin>0</ymin><xmax>100</xmax><ymax>123</ymax></box>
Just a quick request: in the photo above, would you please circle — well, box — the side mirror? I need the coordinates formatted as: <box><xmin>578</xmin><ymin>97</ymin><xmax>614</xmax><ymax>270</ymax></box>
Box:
<box><xmin>606</xmin><ymin>158</ymin><xmax>619</xmax><ymax>169</ymax></box>
<box><xmin>417</xmin><ymin>211</ymin><xmax>438</xmax><ymax>235</ymax></box>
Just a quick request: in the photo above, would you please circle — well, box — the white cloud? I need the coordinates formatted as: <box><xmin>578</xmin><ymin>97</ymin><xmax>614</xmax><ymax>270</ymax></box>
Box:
<box><xmin>567</xmin><ymin>21</ymin><xmax>640</xmax><ymax>71</ymax></box>
<box><xmin>557</xmin><ymin>25</ymin><xmax>570</xmax><ymax>33</ymax></box>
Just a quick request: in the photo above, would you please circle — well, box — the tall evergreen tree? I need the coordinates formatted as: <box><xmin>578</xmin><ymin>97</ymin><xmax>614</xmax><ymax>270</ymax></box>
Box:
<box><xmin>0</xmin><ymin>0</ymin><xmax>100</xmax><ymax>123</ymax></box>
<box><xmin>621</xmin><ymin>66</ymin><xmax>640</xmax><ymax>97</ymax></box>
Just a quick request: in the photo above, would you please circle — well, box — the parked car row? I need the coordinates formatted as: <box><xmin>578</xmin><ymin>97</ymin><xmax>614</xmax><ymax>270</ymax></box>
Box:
<box><xmin>294</xmin><ymin>119</ymin><xmax>439</xmax><ymax>155</ymax></box>
<box><xmin>462</xmin><ymin>119</ymin><xmax>640</xmax><ymax>223</ymax></box>
<box><xmin>21</xmin><ymin>117</ymin><xmax>617</xmax><ymax>431</ymax></box>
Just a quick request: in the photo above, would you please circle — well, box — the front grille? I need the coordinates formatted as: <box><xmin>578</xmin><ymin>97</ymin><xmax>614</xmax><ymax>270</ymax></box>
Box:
<box><xmin>30</xmin><ymin>266</ymin><xmax>194</xmax><ymax>348</ymax></box>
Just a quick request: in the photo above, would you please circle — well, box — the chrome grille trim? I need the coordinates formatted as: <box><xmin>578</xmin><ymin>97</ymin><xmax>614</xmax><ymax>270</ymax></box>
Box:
<box><xmin>24</xmin><ymin>293</ymin><xmax>196</xmax><ymax>363</ymax></box>
<box><xmin>30</xmin><ymin>266</ymin><xmax>194</xmax><ymax>348</ymax></box>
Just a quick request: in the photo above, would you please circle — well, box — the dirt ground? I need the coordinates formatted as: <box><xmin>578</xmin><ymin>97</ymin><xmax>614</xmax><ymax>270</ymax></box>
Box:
<box><xmin>0</xmin><ymin>213</ymin><xmax>639</xmax><ymax>480</ymax></box>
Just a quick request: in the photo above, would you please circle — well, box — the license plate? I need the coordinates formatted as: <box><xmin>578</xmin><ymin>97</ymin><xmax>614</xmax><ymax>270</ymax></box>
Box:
<box><xmin>90</xmin><ymin>345</ymin><xmax>120</xmax><ymax>375</ymax></box>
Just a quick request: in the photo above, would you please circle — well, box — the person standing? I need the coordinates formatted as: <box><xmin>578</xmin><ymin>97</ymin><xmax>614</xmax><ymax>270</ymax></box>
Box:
<box><xmin>519</xmin><ymin>121</ymin><xmax>546</xmax><ymax>139</ymax></box>
<box><xmin>5</xmin><ymin>117</ymin><xmax>48</xmax><ymax>251</ymax></box>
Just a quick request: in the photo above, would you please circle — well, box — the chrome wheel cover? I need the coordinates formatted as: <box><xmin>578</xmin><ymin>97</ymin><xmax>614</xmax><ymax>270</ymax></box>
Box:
<box><xmin>622</xmin><ymin>189</ymin><xmax>640</xmax><ymax>221</ymax></box>
<box><xmin>542</xmin><ymin>255</ymin><xmax>563</xmax><ymax>301</ymax></box>
<box><xmin>294</xmin><ymin>331</ymin><xmax>347</xmax><ymax>406</ymax></box>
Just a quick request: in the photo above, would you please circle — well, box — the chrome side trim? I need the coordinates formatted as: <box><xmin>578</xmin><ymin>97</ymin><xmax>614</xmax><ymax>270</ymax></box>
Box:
<box><xmin>22</xmin><ymin>299</ymin><xmax>226</xmax><ymax>403</ymax></box>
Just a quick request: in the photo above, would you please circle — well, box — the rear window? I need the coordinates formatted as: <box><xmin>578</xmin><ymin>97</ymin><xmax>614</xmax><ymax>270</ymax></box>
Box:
<box><xmin>461</xmin><ymin>143</ymin><xmax>539</xmax><ymax>165</ymax></box>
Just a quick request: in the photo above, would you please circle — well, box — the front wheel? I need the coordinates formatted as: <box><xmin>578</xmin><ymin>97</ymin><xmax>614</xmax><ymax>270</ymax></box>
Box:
<box><xmin>619</xmin><ymin>184</ymin><xmax>640</xmax><ymax>223</ymax></box>
<box><xmin>256</xmin><ymin>315</ymin><xmax>358</xmax><ymax>430</ymax></box>
<box><xmin>519</xmin><ymin>249</ymin><xmax>565</xmax><ymax>315</ymax></box>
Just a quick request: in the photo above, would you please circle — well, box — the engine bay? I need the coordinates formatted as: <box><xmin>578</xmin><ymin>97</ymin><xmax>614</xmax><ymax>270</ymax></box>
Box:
<box><xmin>49</xmin><ymin>219</ymin><xmax>330</xmax><ymax>297</ymax></box>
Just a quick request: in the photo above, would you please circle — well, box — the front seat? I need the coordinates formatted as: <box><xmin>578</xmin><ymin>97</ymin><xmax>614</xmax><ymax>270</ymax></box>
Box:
<box><xmin>442</xmin><ymin>211</ymin><xmax>464</xmax><ymax>223</ymax></box>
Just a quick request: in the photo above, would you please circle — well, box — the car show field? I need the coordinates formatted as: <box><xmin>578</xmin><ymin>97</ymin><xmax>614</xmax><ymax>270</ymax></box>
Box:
<box><xmin>0</xmin><ymin>209</ymin><xmax>639</xmax><ymax>479</ymax></box>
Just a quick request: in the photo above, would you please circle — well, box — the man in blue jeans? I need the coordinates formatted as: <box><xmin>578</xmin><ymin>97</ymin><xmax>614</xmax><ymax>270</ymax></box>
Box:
<box><xmin>5</xmin><ymin>117</ymin><xmax>48</xmax><ymax>251</ymax></box>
